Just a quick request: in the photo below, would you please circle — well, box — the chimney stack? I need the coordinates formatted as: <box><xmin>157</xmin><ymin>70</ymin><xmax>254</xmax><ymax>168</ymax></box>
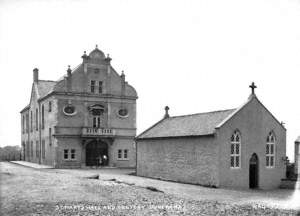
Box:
<box><xmin>33</xmin><ymin>68</ymin><xmax>39</xmax><ymax>83</ymax></box>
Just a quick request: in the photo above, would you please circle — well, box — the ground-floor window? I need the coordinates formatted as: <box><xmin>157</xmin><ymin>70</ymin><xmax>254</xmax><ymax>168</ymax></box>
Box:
<box><xmin>63</xmin><ymin>149</ymin><xmax>76</xmax><ymax>160</ymax></box>
<box><xmin>30</xmin><ymin>141</ymin><xmax>33</xmax><ymax>158</ymax></box>
<box><xmin>117</xmin><ymin>149</ymin><xmax>129</xmax><ymax>160</ymax></box>
<box><xmin>36</xmin><ymin>141</ymin><xmax>39</xmax><ymax>158</ymax></box>
<box><xmin>42</xmin><ymin>140</ymin><xmax>45</xmax><ymax>159</ymax></box>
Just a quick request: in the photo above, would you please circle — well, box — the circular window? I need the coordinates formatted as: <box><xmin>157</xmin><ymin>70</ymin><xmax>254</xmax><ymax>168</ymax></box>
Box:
<box><xmin>63</xmin><ymin>105</ymin><xmax>76</xmax><ymax>116</ymax></box>
<box><xmin>118</xmin><ymin>108</ymin><xmax>129</xmax><ymax>118</ymax></box>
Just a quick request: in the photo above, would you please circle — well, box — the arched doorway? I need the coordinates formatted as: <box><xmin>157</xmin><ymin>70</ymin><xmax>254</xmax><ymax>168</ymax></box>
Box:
<box><xmin>86</xmin><ymin>140</ymin><xmax>108</xmax><ymax>166</ymax></box>
<box><xmin>249</xmin><ymin>153</ymin><xmax>259</xmax><ymax>189</ymax></box>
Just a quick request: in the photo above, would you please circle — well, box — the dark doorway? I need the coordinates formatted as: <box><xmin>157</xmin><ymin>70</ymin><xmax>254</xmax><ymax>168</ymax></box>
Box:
<box><xmin>249</xmin><ymin>153</ymin><xmax>259</xmax><ymax>189</ymax></box>
<box><xmin>86</xmin><ymin>140</ymin><xmax>108</xmax><ymax>166</ymax></box>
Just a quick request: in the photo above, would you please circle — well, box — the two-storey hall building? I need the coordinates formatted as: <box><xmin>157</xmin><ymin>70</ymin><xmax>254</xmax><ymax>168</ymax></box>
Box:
<box><xmin>20</xmin><ymin>46</ymin><xmax>138</xmax><ymax>168</ymax></box>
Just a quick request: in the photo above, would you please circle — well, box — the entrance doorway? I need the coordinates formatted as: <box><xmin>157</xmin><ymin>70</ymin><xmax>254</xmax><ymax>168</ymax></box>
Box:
<box><xmin>86</xmin><ymin>140</ymin><xmax>108</xmax><ymax>166</ymax></box>
<box><xmin>249</xmin><ymin>153</ymin><xmax>259</xmax><ymax>189</ymax></box>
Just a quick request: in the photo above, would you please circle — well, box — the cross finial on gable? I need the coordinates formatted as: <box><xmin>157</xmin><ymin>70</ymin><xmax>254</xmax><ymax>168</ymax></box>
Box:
<box><xmin>249</xmin><ymin>82</ymin><xmax>257</xmax><ymax>94</ymax></box>
<box><xmin>164</xmin><ymin>106</ymin><xmax>170</xmax><ymax>118</ymax></box>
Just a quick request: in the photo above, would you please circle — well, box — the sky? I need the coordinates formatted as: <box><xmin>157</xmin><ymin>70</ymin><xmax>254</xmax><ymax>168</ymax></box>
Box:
<box><xmin>0</xmin><ymin>0</ymin><xmax>299</xmax><ymax>161</ymax></box>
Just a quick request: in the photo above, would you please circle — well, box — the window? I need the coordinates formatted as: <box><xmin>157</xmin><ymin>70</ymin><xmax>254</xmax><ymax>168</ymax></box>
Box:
<box><xmin>22</xmin><ymin>115</ymin><xmax>25</xmax><ymax>134</ymax></box>
<box><xmin>63</xmin><ymin>149</ymin><xmax>76</xmax><ymax>160</ymax></box>
<box><xmin>99</xmin><ymin>81</ymin><xmax>103</xmax><ymax>94</ymax></box>
<box><xmin>30</xmin><ymin>141</ymin><xmax>33</xmax><ymax>157</ymax></box>
<box><xmin>30</xmin><ymin>111</ymin><xmax>33</xmax><ymax>132</ymax></box>
<box><xmin>118</xmin><ymin>149</ymin><xmax>122</xmax><ymax>159</ymax></box>
<box><xmin>64</xmin><ymin>149</ymin><xmax>69</xmax><ymax>159</ymax></box>
<box><xmin>90</xmin><ymin>80</ymin><xmax>95</xmax><ymax>93</ymax></box>
<box><xmin>266</xmin><ymin>132</ymin><xmax>275</xmax><ymax>168</ymax></box>
<box><xmin>91</xmin><ymin>106</ymin><xmax>103</xmax><ymax>128</ymax></box>
<box><xmin>117</xmin><ymin>149</ymin><xmax>129</xmax><ymax>160</ymax></box>
<box><xmin>48</xmin><ymin>101</ymin><xmax>52</xmax><ymax>112</ymax></box>
<box><xmin>49</xmin><ymin>128</ymin><xmax>52</xmax><ymax>146</ymax></box>
<box><xmin>26</xmin><ymin>113</ymin><xmax>29</xmax><ymax>133</ymax></box>
<box><xmin>26</xmin><ymin>141</ymin><xmax>29</xmax><ymax>159</ymax></box>
<box><xmin>42</xmin><ymin>105</ymin><xmax>45</xmax><ymax>129</ymax></box>
<box><xmin>230</xmin><ymin>131</ymin><xmax>241</xmax><ymax>168</ymax></box>
<box><xmin>35</xmin><ymin>108</ymin><xmax>38</xmax><ymax>131</ymax></box>
<box><xmin>42</xmin><ymin>140</ymin><xmax>45</xmax><ymax>159</ymax></box>
<box><xmin>71</xmin><ymin>149</ymin><xmax>76</xmax><ymax>159</ymax></box>
<box><xmin>93</xmin><ymin>116</ymin><xmax>101</xmax><ymax>128</ymax></box>
<box><xmin>124</xmin><ymin>149</ymin><xmax>128</xmax><ymax>159</ymax></box>
<box><xmin>36</xmin><ymin>141</ymin><xmax>39</xmax><ymax>158</ymax></box>
<box><xmin>298</xmin><ymin>144</ymin><xmax>300</xmax><ymax>154</ymax></box>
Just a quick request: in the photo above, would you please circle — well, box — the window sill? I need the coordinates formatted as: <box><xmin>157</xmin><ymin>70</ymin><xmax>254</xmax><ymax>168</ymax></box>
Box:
<box><xmin>117</xmin><ymin>158</ymin><xmax>129</xmax><ymax>161</ymax></box>
<box><xmin>63</xmin><ymin>159</ymin><xmax>77</xmax><ymax>161</ymax></box>
<box><xmin>230</xmin><ymin>167</ymin><xmax>241</xmax><ymax>169</ymax></box>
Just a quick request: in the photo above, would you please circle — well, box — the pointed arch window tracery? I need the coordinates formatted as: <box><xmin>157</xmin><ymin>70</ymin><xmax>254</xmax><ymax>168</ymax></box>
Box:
<box><xmin>266</xmin><ymin>131</ymin><xmax>275</xmax><ymax>168</ymax></box>
<box><xmin>230</xmin><ymin>130</ymin><xmax>241</xmax><ymax>168</ymax></box>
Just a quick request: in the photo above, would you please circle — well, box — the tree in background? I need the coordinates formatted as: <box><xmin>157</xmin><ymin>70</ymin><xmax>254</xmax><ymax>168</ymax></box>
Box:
<box><xmin>0</xmin><ymin>146</ymin><xmax>21</xmax><ymax>161</ymax></box>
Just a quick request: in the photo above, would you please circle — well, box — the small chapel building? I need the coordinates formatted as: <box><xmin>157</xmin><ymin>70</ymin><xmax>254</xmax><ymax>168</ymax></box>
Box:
<box><xmin>20</xmin><ymin>46</ymin><xmax>137</xmax><ymax>168</ymax></box>
<box><xmin>136</xmin><ymin>83</ymin><xmax>286</xmax><ymax>189</ymax></box>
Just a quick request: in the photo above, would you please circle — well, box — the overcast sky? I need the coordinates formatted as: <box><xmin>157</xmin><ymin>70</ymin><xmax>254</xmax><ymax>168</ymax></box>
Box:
<box><xmin>0</xmin><ymin>0</ymin><xmax>299</xmax><ymax>161</ymax></box>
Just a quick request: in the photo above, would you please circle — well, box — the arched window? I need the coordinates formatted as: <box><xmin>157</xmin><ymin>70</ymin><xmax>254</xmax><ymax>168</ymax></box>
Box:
<box><xmin>230</xmin><ymin>130</ymin><xmax>241</xmax><ymax>168</ymax></box>
<box><xmin>266</xmin><ymin>131</ymin><xmax>275</xmax><ymax>168</ymax></box>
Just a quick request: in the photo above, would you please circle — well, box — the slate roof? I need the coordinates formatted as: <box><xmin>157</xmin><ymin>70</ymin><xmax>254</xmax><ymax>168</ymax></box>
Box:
<box><xmin>296</xmin><ymin>136</ymin><xmax>300</xmax><ymax>143</ymax></box>
<box><xmin>137</xmin><ymin>109</ymin><xmax>236</xmax><ymax>139</ymax></box>
<box><xmin>36</xmin><ymin>80</ymin><xmax>56</xmax><ymax>98</ymax></box>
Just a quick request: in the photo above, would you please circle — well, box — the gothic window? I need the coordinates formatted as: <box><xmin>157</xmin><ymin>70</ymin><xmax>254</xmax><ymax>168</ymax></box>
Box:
<box><xmin>230</xmin><ymin>130</ymin><xmax>241</xmax><ymax>168</ymax></box>
<box><xmin>266</xmin><ymin>132</ymin><xmax>275</xmax><ymax>168</ymax></box>
<box><xmin>99</xmin><ymin>81</ymin><xmax>103</xmax><ymax>94</ymax></box>
<box><xmin>90</xmin><ymin>80</ymin><xmax>95</xmax><ymax>93</ymax></box>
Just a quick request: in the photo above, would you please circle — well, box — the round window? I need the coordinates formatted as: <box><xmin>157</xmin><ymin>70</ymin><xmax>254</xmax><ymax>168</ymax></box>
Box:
<box><xmin>118</xmin><ymin>108</ymin><xmax>129</xmax><ymax>118</ymax></box>
<box><xmin>63</xmin><ymin>105</ymin><xmax>76</xmax><ymax>116</ymax></box>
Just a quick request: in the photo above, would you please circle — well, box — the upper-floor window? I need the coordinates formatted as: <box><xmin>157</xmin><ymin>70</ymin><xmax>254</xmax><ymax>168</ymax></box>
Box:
<box><xmin>90</xmin><ymin>80</ymin><xmax>95</xmax><ymax>93</ymax></box>
<box><xmin>230</xmin><ymin>130</ymin><xmax>241</xmax><ymax>168</ymax></box>
<box><xmin>35</xmin><ymin>108</ymin><xmax>38</xmax><ymax>131</ymax></box>
<box><xmin>22</xmin><ymin>115</ymin><xmax>25</xmax><ymax>134</ymax></box>
<box><xmin>42</xmin><ymin>105</ymin><xmax>45</xmax><ymax>129</ymax></box>
<box><xmin>99</xmin><ymin>81</ymin><xmax>103</xmax><ymax>94</ymax></box>
<box><xmin>266</xmin><ymin>131</ymin><xmax>275</xmax><ymax>168</ymax></box>
<box><xmin>26</xmin><ymin>113</ymin><xmax>29</xmax><ymax>133</ymax></box>
<box><xmin>49</xmin><ymin>127</ymin><xmax>52</xmax><ymax>146</ymax></box>
<box><xmin>30</xmin><ymin>111</ymin><xmax>33</xmax><ymax>132</ymax></box>
<box><xmin>90</xmin><ymin>105</ymin><xmax>104</xmax><ymax>128</ymax></box>
<box><xmin>48</xmin><ymin>101</ymin><xmax>52</xmax><ymax>112</ymax></box>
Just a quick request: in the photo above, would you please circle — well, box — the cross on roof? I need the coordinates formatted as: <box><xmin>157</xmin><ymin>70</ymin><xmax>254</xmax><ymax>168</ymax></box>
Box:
<box><xmin>249</xmin><ymin>82</ymin><xmax>257</xmax><ymax>94</ymax></box>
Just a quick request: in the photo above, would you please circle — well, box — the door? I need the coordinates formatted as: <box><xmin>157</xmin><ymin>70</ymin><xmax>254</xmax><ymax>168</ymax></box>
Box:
<box><xmin>249</xmin><ymin>153</ymin><xmax>259</xmax><ymax>189</ymax></box>
<box><xmin>86</xmin><ymin>140</ymin><xmax>108</xmax><ymax>166</ymax></box>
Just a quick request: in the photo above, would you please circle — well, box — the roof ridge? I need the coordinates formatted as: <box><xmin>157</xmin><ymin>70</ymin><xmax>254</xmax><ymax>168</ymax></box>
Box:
<box><xmin>169</xmin><ymin>108</ymin><xmax>236</xmax><ymax>119</ymax></box>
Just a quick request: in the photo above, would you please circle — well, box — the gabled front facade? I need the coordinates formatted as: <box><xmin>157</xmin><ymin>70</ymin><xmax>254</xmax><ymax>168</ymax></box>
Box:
<box><xmin>136</xmin><ymin>86</ymin><xmax>286</xmax><ymax>189</ymax></box>
<box><xmin>20</xmin><ymin>46</ymin><xmax>137</xmax><ymax>168</ymax></box>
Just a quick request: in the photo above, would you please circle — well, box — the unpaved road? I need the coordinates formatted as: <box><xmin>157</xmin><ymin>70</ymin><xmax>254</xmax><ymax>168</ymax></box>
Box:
<box><xmin>0</xmin><ymin>162</ymin><xmax>299</xmax><ymax>215</ymax></box>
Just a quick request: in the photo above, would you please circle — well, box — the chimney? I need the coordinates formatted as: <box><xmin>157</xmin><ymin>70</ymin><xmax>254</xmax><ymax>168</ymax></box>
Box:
<box><xmin>33</xmin><ymin>68</ymin><xmax>39</xmax><ymax>83</ymax></box>
<box><xmin>121</xmin><ymin>71</ymin><xmax>125</xmax><ymax>96</ymax></box>
<box><xmin>67</xmin><ymin>65</ymin><xmax>72</xmax><ymax>78</ymax></box>
<box><xmin>164</xmin><ymin>106</ymin><xmax>170</xmax><ymax>118</ymax></box>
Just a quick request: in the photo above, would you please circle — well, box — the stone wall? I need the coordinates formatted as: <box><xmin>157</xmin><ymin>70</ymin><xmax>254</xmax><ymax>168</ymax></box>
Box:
<box><xmin>137</xmin><ymin>136</ymin><xmax>219</xmax><ymax>187</ymax></box>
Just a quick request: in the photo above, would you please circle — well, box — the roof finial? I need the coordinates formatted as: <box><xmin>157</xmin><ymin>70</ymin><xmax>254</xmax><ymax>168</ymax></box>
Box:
<box><xmin>67</xmin><ymin>65</ymin><xmax>72</xmax><ymax>77</ymax></box>
<box><xmin>249</xmin><ymin>82</ymin><xmax>257</xmax><ymax>95</ymax></box>
<box><xmin>164</xmin><ymin>106</ymin><xmax>170</xmax><ymax>118</ymax></box>
<box><xmin>96</xmin><ymin>44</ymin><xmax>98</xmax><ymax>49</ymax></box>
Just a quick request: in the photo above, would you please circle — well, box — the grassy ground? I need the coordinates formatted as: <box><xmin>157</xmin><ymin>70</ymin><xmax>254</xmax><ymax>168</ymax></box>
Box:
<box><xmin>1</xmin><ymin>162</ymin><xmax>299</xmax><ymax>215</ymax></box>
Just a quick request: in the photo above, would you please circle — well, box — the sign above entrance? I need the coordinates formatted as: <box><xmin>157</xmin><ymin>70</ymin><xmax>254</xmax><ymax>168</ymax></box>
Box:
<box><xmin>82</xmin><ymin>127</ymin><xmax>115</xmax><ymax>137</ymax></box>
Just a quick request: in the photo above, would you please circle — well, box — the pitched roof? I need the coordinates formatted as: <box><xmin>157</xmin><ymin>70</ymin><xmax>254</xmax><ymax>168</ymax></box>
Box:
<box><xmin>296</xmin><ymin>136</ymin><xmax>300</xmax><ymax>143</ymax></box>
<box><xmin>36</xmin><ymin>80</ymin><xmax>56</xmax><ymax>99</ymax></box>
<box><xmin>137</xmin><ymin>109</ymin><xmax>236</xmax><ymax>139</ymax></box>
